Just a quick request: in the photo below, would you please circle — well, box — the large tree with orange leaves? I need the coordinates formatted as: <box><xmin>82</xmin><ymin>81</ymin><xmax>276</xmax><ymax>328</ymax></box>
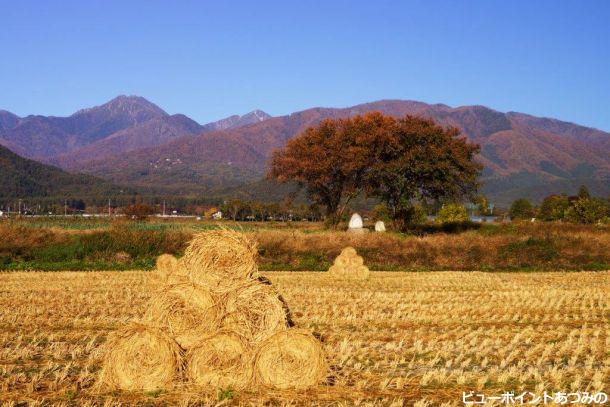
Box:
<box><xmin>268</xmin><ymin>112</ymin><xmax>395</xmax><ymax>224</ymax></box>
<box><xmin>268</xmin><ymin>112</ymin><xmax>481</xmax><ymax>228</ymax></box>
<box><xmin>365</xmin><ymin>115</ymin><xmax>481</xmax><ymax>229</ymax></box>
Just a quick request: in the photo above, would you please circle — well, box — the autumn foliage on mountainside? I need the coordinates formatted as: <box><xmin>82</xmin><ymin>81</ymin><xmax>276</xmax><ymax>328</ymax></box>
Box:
<box><xmin>269</xmin><ymin>112</ymin><xmax>481</xmax><ymax>227</ymax></box>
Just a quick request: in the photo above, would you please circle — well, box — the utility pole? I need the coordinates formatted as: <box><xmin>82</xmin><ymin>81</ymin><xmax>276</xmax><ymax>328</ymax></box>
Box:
<box><xmin>108</xmin><ymin>198</ymin><xmax>111</xmax><ymax>217</ymax></box>
<box><xmin>64</xmin><ymin>199</ymin><xmax>67</xmax><ymax>217</ymax></box>
<box><xmin>163</xmin><ymin>200</ymin><xmax>166</xmax><ymax>217</ymax></box>
<box><xmin>18</xmin><ymin>199</ymin><xmax>22</xmax><ymax>216</ymax></box>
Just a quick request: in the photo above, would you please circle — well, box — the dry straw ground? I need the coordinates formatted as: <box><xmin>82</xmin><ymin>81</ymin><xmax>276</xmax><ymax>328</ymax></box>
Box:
<box><xmin>0</xmin><ymin>271</ymin><xmax>608</xmax><ymax>405</ymax></box>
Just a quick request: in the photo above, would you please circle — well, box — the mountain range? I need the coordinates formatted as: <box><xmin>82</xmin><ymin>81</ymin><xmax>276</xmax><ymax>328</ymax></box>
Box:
<box><xmin>1</xmin><ymin>95</ymin><xmax>609</xmax><ymax>206</ymax></box>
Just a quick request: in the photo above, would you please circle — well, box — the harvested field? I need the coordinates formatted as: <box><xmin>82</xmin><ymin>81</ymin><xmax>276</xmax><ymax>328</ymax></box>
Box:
<box><xmin>0</xmin><ymin>271</ymin><xmax>608</xmax><ymax>405</ymax></box>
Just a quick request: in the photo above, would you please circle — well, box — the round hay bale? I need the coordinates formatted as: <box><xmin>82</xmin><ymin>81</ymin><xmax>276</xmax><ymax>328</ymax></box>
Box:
<box><xmin>351</xmin><ymin>255</ymin><xmax>364</xmax><ymax>267</ymax></box>
<box><xmin>97</xmin><ymin>323</ymin><xmax>182</xmax><ymax>391</ymax></box>
<box><xmin>333</xmin><ymin>247</ymin><xmax>358</xmax><ymax>268</ymax></box>
<box><xmin>155</xmin><ymin>254</ymin><xmax>187</xmax><ymax>283</ymax></box>
<box><xmin>186</xmin><ymin>331</ymin><xmax>253</xmax><ymax>389</ymax></box>
<box><xmin>143</xmin><ymin>283</ymin><xmax>221</xmax><ymax>349</ymax></box>
<box><xmin>254</xmin><ymin>329</ymin><xmax>326</xmax><ymax>390</ymax></box>
<box><xmin>333</xmin><ymin>255</ymin><xmax>350</xmax><ymax>268</ymax></box>
<box><xmin>181</xmin><ymin>229</ymin><xmax>258</xmax><ymax>287</ymax></box>
<box><xmin>221</xmin><ymin>281</ymin><xmax>289</xmax><ymax>343</ymax></box>
<box><xmin>340</xmin><ymin>246</ymin><xmax>357</xmax><ymax>257</ymax></box>
<box><xmin>256</xmin><ymin>276</ymin><xmax>295</xmax><ymax>327</ymax></box>
<box><xmin>328</xmin><ymin>264</ymin><xmax>370</xmax><ymax>279</ymax></box>
<box><xmin>156</xmin><ymin>253</ymin><xmax>178</xmax><ymax>274</ymax></box>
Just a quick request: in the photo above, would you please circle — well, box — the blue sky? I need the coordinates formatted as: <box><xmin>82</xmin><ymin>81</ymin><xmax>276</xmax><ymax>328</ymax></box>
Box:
<box><xmin>1</xmin><ymin>0</ymin><xmax>609</xmax><ymax>130</ymax></box>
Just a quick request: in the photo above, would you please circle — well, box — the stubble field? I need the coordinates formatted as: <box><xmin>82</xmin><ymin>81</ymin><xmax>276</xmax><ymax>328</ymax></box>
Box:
<box><xmin>0</xmin><ymin>271</ymin><xmax>608</xmax><ymax>406</ymax></box>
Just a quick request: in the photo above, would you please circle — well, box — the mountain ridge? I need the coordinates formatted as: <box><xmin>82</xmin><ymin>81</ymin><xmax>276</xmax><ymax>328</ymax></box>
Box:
<box><xmin>201</xmin><ymin>109</ymin><xmax>272</xmax><ymax>132</ymax></box>
<box><xmin>0</xmin><ymin>144</ymin><xmax>126</xmax><ymax>200</ymax></box>
<box><xmin>1</xmin><ymin>96</ymin><xmax>609</xmax><ymax>205</ymax></box>
<box><xmin>0</xmin><ymin>95</ymin><xmax>168</xmax><ymax>159</ymax></box>
<box><xmin>0</xmin><ymin>110</ymin><xmax>20</xmax><ymax>132</ymax></box>
<box><xmin>0</xmin><ymin>97</ymin><xmax>272</xmax><ymax>165</ymax></box>
<box><xmin>59</xmin><ymin>98</ymin><xmax>610</xmax><ymax>205</ymax></box>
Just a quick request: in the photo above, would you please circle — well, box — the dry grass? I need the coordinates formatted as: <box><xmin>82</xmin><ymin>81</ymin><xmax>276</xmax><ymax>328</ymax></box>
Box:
<box><xmin>2</xmin><ymin>221</ymin><xmax>609</xmax><ymax>271</ymax></box>
<box><xmin>0</xmin><ymin>270</ymin><xmax>608</xmax><ymax>405</ymax></box>
<box><xmin>254</xmin><ymin>226</ymin><xmax>610</xmax><ymax>270</ymax></box>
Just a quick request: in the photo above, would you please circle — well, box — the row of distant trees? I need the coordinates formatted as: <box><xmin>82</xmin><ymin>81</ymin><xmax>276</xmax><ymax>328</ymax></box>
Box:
<box><xmin>117</xmin><ymin>200</ymin><xmax>324</xmax><ymax>221</ymax></box>
<box><xmin>7</xmin><ymin>190</ymin><xmax>607</xmax><ymax>226</ymax></box>
<box><xmin>219</xmin><ymin>199</ymin><xmax>323</xmax><ymax>222</ymax></box>
<box><xmin>221</xmin><ymin>197</ymin><xmax>492</xmax><ymax>224</ymax></box>
<box><xmin>509</xmin><ymin>186</ymin><xmax>610</xmax><ymax>224</ymax></box>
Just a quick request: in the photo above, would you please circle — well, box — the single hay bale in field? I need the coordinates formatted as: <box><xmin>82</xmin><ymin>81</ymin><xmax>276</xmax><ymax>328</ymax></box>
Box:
<box><xmin>221</xmin><ymin>280</ymin><xmax>290</xmax><ymax>343</ymax></box>
<box><xmin>328</xmin><ymin>246</ymin><xmax>370</xmax><ymax>279</ymax></box>
<box><xmin>335</xmin><ymin>246</ymin><xmax>357</xmax><ymax>259</ymax></box>
<box><xmin>186</xmin><ymin>330</ymin><xmax>253</xmax><ymax>390</ymax></box>
<box><xmin>333</xmin><ymin>248</ymin><xmax>363</xmax><ymax>268</ymax></box>
<box><xmin>254</xmin><ymin>329</ymin><xmax>326</xmax><ymax>390</ymax></box>
<box><xmin>155</xmin><ymin>254</ymin><xmax>187</xmax><ymax>283</ymax></box>
<box><xmin>96</xmin><ymin>323</ymin><xmax>182</xmax><ymax>391</ymax></box>
<box><xmin>143</xmin><ymin>283</ymin><xmax>221</xmax><ymax>349</ymax></box>
<box><xmin>156</xmin><ymin>253</ymin><xmax>178</xmax><ymax>274</ymax></box>
<box><xmin>181</xmin><ymin>229</ymin><xmax>259</xmax><ymax>288</ymax></box>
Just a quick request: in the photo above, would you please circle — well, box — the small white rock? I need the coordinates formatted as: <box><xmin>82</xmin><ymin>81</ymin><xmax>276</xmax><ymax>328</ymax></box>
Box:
<box><xmin>374</xmin><ymin>220</ymin><xmax>386</xmax><ymax>232</ymax></box>
<box><xmin>348</xmin><ymin>213</ymin><xmax>363</xmax><ymax>229</ymax></box>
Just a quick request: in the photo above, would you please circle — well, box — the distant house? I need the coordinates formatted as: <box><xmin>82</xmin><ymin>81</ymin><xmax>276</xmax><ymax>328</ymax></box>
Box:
<box><xmin>212</xmin><ymin>210</ymin><xmax>222</xmax><ymax>220</ymax></box>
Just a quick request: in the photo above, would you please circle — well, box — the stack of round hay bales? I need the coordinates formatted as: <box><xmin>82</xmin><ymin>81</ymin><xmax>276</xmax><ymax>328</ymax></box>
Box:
<box><xmin>97</xmin><ymin>229</ymin><xmax>326</xmax><ymax>392</ymax></box>
<box><xmin>328</xmin><ymin>246</ymin><xmax>370</xmax><ymax>279</ymax></box>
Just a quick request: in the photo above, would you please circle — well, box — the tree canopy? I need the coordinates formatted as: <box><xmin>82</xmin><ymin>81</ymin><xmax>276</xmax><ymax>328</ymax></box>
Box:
<box><xmin>364</xmin><ymin>115</ymin><xmax>480</xmax><ymax>229</ymax></box>
<box><xmin>268</xmin><ymin>112</ymin><xmax>395</xmax><ymax>224</ymax></box>
<box><xmin>509</xmin><ymin>198</ymin><xmax>534</xmax><ymax>220</ymax></box>
<box><xmin>436</xmin><ymin>204</ymin><xmax>469</xmax><ymax>224</ymax></box>
<box><xmin>538</xmin><ymin>195</ymin><xmax>570</xmax><ymax>221</ymax></box>
<box><xmin>268</xmin><ymin>112</ymin><xmax>481</xmax><ymax>228</ymax></box>
<box><xmin>535</xmin><ymin>186</ymin><xmax>609</xmax><ymax>224</ymax></box>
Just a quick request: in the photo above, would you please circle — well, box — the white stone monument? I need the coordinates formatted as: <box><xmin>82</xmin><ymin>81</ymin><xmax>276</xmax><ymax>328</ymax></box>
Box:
<box><xmin>348</xmin><ymin>213</ymin><xmax>363</xmax><ymax>229</ymax></box>
<box><xmin>374</xmin><ymin>220</ymin><xmax>386</xmax><ymax>232</ymax></box>
<box><xmin>347</xmin><ymin>213</ymin><xmax>368</xmax><ymax>233</ymax></box>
